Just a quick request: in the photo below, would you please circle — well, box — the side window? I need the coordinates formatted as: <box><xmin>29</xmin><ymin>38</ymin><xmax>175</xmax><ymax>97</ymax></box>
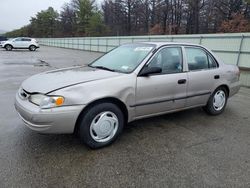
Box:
<box><xmin>148</xmin><ymin>47</ymin><xmax>183</xmax><ymax>74</ymax></box>
<box><xmin>186</xmin><ymin>48</ymin><xmax>209</xmax><ymax>71</ymax></box>
<box><xmin>22</xmin><ymin>38</ymin><xmax>31</xmax><ymax>41</ymax></box>
<box><xmin>14</xmin><ymin>38</ymin><xmax>22</xmax><ymax>42</ymax></box>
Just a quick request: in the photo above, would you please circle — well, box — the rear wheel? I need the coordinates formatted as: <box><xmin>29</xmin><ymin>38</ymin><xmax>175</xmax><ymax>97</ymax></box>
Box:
<box><xmin>29</xmin><ymin>45</ymin><xmax>37</xmax><ymax>51</ymax></box>
<box><xmin>5</xmin><ymin>44</ymin><xmax>13</xmax><ymax>51</ymax></box>
<box><xmin>78</xmin><ymin>103</ymin><xmax>124</xmax><ymax>149</ymax></box>
<box><xmin>203</xmin><ymin>87</ymin><xmax>228</xmax><ymax>115</ymax></box>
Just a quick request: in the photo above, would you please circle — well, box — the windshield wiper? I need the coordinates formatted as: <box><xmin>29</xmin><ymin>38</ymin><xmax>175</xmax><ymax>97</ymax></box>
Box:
<box><xmin>89</xmin><ymin>65</ymin><xmax>115</xmax><ymax>72</ymax></box>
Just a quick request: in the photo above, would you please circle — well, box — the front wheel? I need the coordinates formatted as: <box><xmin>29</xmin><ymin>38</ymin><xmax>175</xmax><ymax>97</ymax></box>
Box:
<box><xmin>5</xmin><ymin>44</ymin><xmax>13</xmax><ymax>51</ymax></box>
<box><xmin>203</xmin><ymin>87</ymin><xmax>228</xmax><ymax>115</ymax></box>
<box><xmin>78</xmin><ymin>103</ymin><xmax>124</xmax><ymax>149</ymax></box>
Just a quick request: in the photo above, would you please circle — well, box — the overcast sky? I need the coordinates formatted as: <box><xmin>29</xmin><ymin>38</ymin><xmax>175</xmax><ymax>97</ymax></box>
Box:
<box><xmin>0</xmin><ymin>0</ymin><xmax>102</xmax><ymax>31</ymax></box>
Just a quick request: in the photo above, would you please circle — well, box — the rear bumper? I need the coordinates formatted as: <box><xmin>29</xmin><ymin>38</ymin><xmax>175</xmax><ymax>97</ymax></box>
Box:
<box><xmin>15</xmin><ymin>93</ymin><xmax>85</xmax><ymax>134</ymax></box>
<box><xmin>229</xmin><ymin>81</ymin><xmax>240</xmax><ymax>97</ymax></box>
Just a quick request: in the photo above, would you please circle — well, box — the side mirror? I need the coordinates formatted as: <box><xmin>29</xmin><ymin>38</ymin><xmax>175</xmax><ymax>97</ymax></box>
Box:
<box><xmin>139</xmin><ymin>66</ymin><xmax>162</xmax><ymax>76</ymax></box>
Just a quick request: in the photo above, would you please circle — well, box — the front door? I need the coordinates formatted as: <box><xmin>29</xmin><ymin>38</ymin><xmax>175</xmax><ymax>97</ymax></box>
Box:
<box><xmin>12</xmin><ymin>38</ymin><xmax>23</xmax><ymax>48</ymax></box>
<box><xmin>135</xmin><ymin>46</ymin><xmax>188</xmax><ymax>118</ymax></box>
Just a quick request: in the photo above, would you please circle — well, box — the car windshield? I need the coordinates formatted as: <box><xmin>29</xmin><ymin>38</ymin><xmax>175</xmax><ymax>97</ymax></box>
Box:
<box><xmin>90</xmin><ymin>44</ymin><xmax>155</xmax><ymax>73</ymax></box>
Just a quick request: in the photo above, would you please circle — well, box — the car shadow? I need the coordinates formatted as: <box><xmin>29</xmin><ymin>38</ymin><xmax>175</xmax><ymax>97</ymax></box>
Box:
<box><xmin>12</xmin><ymin>106</ymin><xmax>230</xmax><ymax>168</ymax></box>
<box><xmin>0</xmin><ymin>49</ymin><xmax>39</xmax><ymax>52</ymax></box>
<box><xmin>20</xmin><ymin>107</ymin><xmax>206</xmax><ymax>151</ymax></box>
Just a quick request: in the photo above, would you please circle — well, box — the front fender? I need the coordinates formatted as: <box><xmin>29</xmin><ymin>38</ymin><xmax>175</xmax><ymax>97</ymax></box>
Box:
<box><xmin>50</xmin><ymin>73</ymin><xmax>137</xmax><ymax>121</ymax></box>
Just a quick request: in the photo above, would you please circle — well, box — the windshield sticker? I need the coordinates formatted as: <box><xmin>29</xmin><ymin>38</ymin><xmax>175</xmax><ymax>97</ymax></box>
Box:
<box><xmin>121</xmin><ymin>66</ymin><xmax>129</xmax><ymax>70</ymax></box>
<box><xmin>134</xmin><ymin>47</ymin><xmax>153</xmax><ymax>52</ymax></box>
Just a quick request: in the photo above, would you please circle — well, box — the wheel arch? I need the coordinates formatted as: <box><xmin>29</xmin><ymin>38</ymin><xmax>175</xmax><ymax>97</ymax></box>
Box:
<box><xmin>4</xmin><ymin>44</ymin><xmax>13</xmax><ymax>48</ymax></box>
<box><xmin>29</xmin><ymin>44</ymin><xmax>37</xmax><ymax>49</ymax></box>
<box><xmin>216</xmin><ymin>84</ymin><xmax>230</xmax><ymax>97</ymax></box>
<box><xmin>74</xmin><ymin>97</ymin><xmax>128</xmax><ymax>134</ymax></box>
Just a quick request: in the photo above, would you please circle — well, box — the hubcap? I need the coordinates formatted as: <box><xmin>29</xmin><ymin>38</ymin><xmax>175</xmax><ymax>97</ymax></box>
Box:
<box><xmin>213</xmin><ymin>90</ymin><xmax>226</xmax><ymax>111</ymax></box>
<box><xmin>30</xmin><ymin>46</ymin><xmax>35</xmax><ymax>51</ymax></box>
<box><xmin>90</xmin><ymin>111</ymin><xmax>119</xmax><ymax>143</ymax></box>
<box><xmin>6</xmin><ymin>45</ymin><xmax>11</xmax><ymax>50</ymax></box>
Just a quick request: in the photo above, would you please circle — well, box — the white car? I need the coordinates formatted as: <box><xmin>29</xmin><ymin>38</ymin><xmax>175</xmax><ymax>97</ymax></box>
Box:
<box><xmin>2</xmin><ymin>37</ymin><xmax>39</xmax><ymax>51</ymax></box>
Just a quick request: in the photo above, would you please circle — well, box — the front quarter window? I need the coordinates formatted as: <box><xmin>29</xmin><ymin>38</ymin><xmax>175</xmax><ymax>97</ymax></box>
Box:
<box><xmin>90</xmin><ymin>44</ymin><xmax>155</xmax><ymax>73</ymax></box>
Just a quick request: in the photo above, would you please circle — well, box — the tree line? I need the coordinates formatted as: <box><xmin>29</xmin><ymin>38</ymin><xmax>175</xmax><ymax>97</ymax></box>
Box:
<box><xmin>5</xmin><ymin>0</ymin><xmax>250</xmax><ymax>38</ymax></box>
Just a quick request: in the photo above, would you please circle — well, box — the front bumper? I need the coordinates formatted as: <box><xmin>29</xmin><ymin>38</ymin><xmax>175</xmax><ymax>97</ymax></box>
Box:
<box><xmin>15</xmin><ymin>93</ymin><xmax>85</xmax><ymax>134</ymax></box>
<box><xmin>0</xmin><ymin>42</ymin><xmax>6</xmax><ymax>47</ymax></box>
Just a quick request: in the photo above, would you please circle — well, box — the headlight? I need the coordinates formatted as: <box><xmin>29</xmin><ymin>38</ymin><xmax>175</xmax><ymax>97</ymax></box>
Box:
<box><xmin>29</xmin><ymin>94</ymin><xmax>64</xmax><ymax>109</ymax></box>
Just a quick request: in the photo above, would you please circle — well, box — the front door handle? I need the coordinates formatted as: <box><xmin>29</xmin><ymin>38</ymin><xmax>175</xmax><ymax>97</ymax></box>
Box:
<box><xmin>178</xmin><ymin>79</ymin><xmax>186</xmax><ymax>84</ymax></box>
<box><xmin>214</xmin><ymin>75</ymin><xmax>220</xmax><ymax>79</ymax></box>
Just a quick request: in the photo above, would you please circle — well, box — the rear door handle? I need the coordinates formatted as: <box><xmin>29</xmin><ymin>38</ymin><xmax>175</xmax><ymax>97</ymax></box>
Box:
<box><xmin>214</xmin><ymin>75</ymin><xmax>220</xmax><ymax>79</ymax></box>
<box><xmin>178</xmin><ymin>79</ymin><xmax>186</xmax><ymax>84</ymax></box>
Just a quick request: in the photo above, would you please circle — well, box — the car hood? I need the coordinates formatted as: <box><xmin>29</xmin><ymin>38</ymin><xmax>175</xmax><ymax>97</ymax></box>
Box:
<box><xmin>22</xmin><ymin>66</ymin><xmax>122</xmax><ymax>93</ymax></box>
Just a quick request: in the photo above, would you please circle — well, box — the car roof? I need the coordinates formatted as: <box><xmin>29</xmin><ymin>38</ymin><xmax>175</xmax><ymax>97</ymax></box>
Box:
<box><xmin>137</xmin><ymin>41</ymin><xmax>203</xmax><ymax>48</ymax></box>
<box><xmin>15</xmin><ymin>37</ymin><xmax>32</xmax><ymax>39</ymax></box>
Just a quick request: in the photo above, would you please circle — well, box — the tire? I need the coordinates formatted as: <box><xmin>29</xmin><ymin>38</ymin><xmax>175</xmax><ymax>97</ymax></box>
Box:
<box><xmin>78</xmin><ymin>103</ymin><xmax>124</xmax><ymax>149</ymax></box>
<box><xmin>5</xmin><ymin>44</ymin><xmax>13</xmax><ymax>51</ymax></box>
<box><xmin>29</xmin><ymin>45</ymin><xmax>37</xmax><ymax>51</ymax></box>
<box><xmin>203</xmin><ymin>87</ymin><xmax>228</xmax><ymax>115</ymax></box>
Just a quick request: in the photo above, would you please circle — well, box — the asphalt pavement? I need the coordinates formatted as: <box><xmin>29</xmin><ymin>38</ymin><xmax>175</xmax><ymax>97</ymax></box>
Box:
<box><xmin>0</xmin><ymin>46</ymin><xmax>250</xmax><ymax>188</ymax></box>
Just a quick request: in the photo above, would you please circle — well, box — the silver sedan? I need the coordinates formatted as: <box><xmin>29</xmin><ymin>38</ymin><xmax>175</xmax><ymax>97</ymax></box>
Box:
<box><xmin>15</xmin><ymin>42</ymin><xmax>240</xmax><ymax>148</ymax></box>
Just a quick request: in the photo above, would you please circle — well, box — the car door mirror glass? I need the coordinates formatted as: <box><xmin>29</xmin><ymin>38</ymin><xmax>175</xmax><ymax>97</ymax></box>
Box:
<box><xmin>139</xmin><ymin>67</ymin><xmax>162</xmax><ymax>76</ymax></box>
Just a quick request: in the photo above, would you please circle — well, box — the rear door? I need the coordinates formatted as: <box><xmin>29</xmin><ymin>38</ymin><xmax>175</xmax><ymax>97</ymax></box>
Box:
<box><xmin>20</xmin><ymin>38</ymin><xmax>31</xmax><ymax>48</ymax></box>
<box><xmin>184</xmin><ymin>46</ymin><xmax>220</xmax><ymax>107</ymax></box>
<box><xmin>135</xmin><ymin>46</ymin><xmax>188</xmax><ymax>118</ymax></box>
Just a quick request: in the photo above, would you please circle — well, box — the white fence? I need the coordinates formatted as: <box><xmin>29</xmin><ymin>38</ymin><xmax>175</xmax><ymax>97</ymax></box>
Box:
<box><xmin>38</xmin><ymin>33</ymin><xmax>250</xmax><ymax>87</ymax></box>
